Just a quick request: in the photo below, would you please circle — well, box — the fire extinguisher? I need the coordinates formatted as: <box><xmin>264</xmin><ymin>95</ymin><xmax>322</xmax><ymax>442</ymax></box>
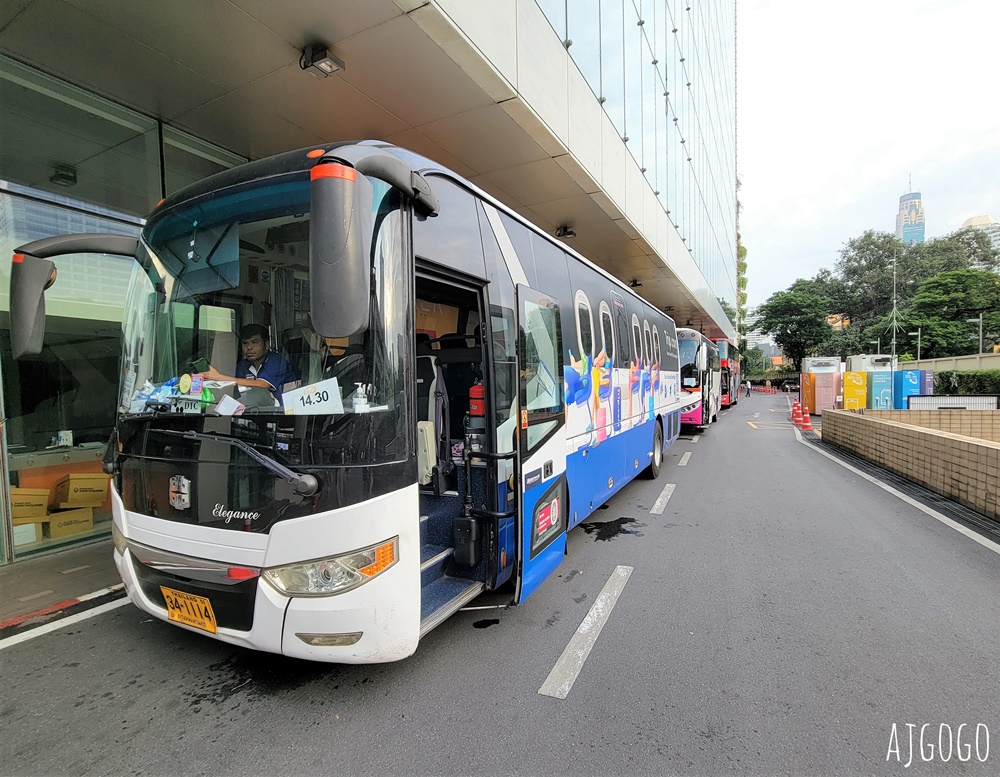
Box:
<box><xmin>469</xmin><ymin>380</ymin><xmax>486</xmax><ymax>416</ymax></box>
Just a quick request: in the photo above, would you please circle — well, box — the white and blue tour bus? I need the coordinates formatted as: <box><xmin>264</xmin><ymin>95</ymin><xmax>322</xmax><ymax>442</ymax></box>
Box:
<box><xmin>10</xmin><ymin>141</ymin><xmax>685</xmax><ymax>663</ymax></box>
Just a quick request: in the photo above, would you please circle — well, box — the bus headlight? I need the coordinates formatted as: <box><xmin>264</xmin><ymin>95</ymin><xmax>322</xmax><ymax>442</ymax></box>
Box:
<box><xmin>112</xmin><ymin>522</ymin><xmax>128</xmax><ymax>554</ymax></box>
<box><xmin>262</xmin><ymin>537</ymin><xmax>398</xmax><ymax>597</ymax></box>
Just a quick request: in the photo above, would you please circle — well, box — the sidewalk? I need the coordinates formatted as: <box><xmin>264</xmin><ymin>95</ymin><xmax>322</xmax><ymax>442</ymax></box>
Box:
<box><xmin>0</xmin><ymin>538</ymin><xmax>121</xmax><ymax>628</ymax></box>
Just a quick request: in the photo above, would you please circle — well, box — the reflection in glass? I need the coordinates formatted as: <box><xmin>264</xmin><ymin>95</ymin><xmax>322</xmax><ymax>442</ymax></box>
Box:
<box><xmin>600</xmin><ymin>1</ymin><xmax>626</xmax><ymax>138</ymax></box>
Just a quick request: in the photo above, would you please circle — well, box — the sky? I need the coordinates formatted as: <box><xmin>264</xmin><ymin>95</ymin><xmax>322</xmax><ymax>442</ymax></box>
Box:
<box><xmin>737</xmin><ymin>0</ymin><xmax>1000</xmax><ymax>310</ymax></box>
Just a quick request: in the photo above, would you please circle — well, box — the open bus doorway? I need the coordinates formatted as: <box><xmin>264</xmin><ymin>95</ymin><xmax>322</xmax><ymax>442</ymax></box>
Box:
<box><xmin>413</xmin><ymin>274</ymin><xmax>502</xmax><ymax>630</ymax></box>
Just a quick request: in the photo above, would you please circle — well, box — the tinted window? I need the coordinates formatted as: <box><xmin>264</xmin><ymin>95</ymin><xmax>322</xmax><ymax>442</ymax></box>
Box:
<box><xmin>414</xmin><ymin>177</ymin><xmax>486</xmax><ymax>278</ymax></box>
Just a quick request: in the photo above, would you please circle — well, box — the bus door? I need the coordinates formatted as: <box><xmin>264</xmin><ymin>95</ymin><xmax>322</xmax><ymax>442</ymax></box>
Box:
<box><xmin>515</xmin><ymin>286</ymin><xmax>568</xmax><ymax>603</ymax></box>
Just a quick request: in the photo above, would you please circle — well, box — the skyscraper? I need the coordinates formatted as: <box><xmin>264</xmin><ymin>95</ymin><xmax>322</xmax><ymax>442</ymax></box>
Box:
<box><xmin>961</xmin><ymin>215</ymin><xmax>1000</xmax><ymax>251</ymax></box>
<box><xmin>896</xmin><ymin>191</ymin><xmax>925</xmax><ymax>244</ymax></box>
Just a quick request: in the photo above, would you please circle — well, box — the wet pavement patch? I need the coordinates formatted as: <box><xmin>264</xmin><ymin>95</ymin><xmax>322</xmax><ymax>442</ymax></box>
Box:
<box><xmin>580</xmin><ymin>516</ymin><xmax>645</xmax><ymax>541</ymax></box>
<box><xmin>473</xmin><ymin>618</ymin><xmax>499</xmax><ymax>629</ymax></box>
<box><xmin>183</xmin><ymin>650</ymin><xmax>351</xmax><ymax>708</ymax></box>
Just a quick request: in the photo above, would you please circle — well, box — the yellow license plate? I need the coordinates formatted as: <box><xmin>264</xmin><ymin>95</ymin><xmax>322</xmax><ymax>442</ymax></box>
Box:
<box><xmin>160</xmin><ymin>586</ymin><xmax>217</xmax><ymax>634</ymax></box>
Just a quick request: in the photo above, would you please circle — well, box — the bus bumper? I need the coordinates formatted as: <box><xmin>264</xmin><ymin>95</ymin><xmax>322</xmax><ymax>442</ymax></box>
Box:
<box><xmin>112</xmin><ymin>487</ymin><xmax>421</xmax><ymax>664</ymax></box>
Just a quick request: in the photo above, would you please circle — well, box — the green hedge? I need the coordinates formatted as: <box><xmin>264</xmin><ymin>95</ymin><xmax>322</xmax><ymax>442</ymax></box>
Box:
<box><xmin>935</xmin><ymin>369</ymin><xmax>1000</xmax><ymax>395</ymax></box>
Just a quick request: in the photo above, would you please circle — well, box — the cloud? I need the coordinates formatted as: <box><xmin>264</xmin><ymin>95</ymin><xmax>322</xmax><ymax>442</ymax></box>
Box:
<box><xmin>738</xmin><ymin>0</ymin><xmax>1000</xmax><ymax>307</ymax></box>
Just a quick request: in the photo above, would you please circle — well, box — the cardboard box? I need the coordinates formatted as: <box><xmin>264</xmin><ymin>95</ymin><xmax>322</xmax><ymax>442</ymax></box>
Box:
<box><xmin>10</xmin><ymin>487</ymin><xmax>50</xmax><ymax>519</ymax></box>
<box><xmin>13</xmin><ymin>521</ymin><xmax>42</xmax><ymax>546</ymax></box>
<box><xmin>44</xmin><ymin>507</ymin><xmax>94</xmax><ymax>539</ymax></box>
<box><xmin>55</xmin><ymin>473</ymin><xmax>109</xmax><ymax>506</ymax></box>
<box><xmin>55</xmin><ymin>500</ymin><xmax>105</xmax><ymax>511</ymax></box>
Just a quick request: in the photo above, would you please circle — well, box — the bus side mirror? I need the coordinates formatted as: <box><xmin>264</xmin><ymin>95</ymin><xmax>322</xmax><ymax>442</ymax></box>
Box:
<box><xmin>309</xmin><ymin>160</ymin><xmax>373</xmax><ymax>338</ymax></box>
<box><xmin>10</xmin><ymin>253</ymin><xmax>57</xmax><ymax>359</ymax></box>
<box><xmin>696</xmin><ymin>347</ymin><xmax>707</xmax><ymax>373</ymax></box>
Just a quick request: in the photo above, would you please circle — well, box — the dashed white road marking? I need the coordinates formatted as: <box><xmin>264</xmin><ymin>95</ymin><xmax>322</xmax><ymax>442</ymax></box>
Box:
<box><xmin>16</xmin><ymin>590</ymin><xmax>54</xmax><ymax>603</ymax></box>
<box><xmin>690</xmin><ymin>436</ymin><xmax>699</xmax><ymax>444</ymax></box>
<box><xmin>60</xmin><ymin>565</ymin><xmax>90</xmax><ymax>575</ymax></box>
<box><xmin>650</xmin><ymin>483</ymin><xmax>677</xmax><ymax>515</ymax></box>
<box><xmin>678</xmin><ymin>452</ymin><xmax>692</xmax><ymax>467</ymax></box>
<box><xmin>538</xmin><ymin>565</ymin><xmax>633</xmax><ymax>699</ymax></box>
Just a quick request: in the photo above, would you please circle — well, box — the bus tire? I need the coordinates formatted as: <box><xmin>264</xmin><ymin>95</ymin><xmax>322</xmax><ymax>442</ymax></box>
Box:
<box><xmin>641</xmin><ymin>420</ymin><xmax>663</xmax><ymax>480</ymax></box>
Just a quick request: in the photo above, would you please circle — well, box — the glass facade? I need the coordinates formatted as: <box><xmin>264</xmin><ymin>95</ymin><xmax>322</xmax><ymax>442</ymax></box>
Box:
<box><xmin>537</xmin><ymin>0</ymin><xmax>738</xmax><ymax>327</ymax></box>
<box><xmin>0</xmin><ymin>54</ymin><xmax>244</xmax><ymax>562</ymax></box>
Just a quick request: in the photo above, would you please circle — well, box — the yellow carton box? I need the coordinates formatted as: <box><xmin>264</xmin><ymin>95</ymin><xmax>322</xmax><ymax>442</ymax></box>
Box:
<box><xmin>44</xmin><ymin>507</ymin><xmax>94</xmax><ymax>539</ymax></box>
<box><xmin>13</xmin><ymin>522</ymin><xmax>42</xmax><ymax>546</ymax></box>
<box><xmin>10</xmin><ymin>487</ymin><xmax>50</xmax><ymax>519</ymax></box>
<box><xmin>55</xmin><ymin>500</ymin><xmax>105</xmax><ymax>511</ymax></box>
<box><xmin>55</xmin><ymin>474</ymin><xmax>109</xmax><ymax>506</ymax></box>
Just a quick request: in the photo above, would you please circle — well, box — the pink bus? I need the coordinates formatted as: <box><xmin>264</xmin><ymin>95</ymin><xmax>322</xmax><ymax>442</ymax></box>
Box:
<box><xmin>710</xmin><ymin>338</ymin><xmax>740</xmax><ymax>408</ymax></box>
<box><xmin>678</xmin><ymin>329</ymin><xmax>722</xmax><ymax>427</ymax></box>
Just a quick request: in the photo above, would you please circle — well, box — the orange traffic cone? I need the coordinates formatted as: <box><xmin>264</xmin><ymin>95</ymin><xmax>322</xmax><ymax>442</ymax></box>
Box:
<box><xmin>791</xmin><ymin>403</ymin><xmax>803</xmax><ymax>425</ymax></box>
<box><xmin>800</xmin><ymin>407</ymin><xmax>813</xmax><ymax>431</ymax></box>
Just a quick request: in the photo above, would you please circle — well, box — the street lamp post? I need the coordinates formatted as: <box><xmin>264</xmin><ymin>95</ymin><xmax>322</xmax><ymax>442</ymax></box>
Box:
<box><xmin>966</xmin><ymin>313</ymin><xmax>984</xmax><ymax>354</ymax></box>
<box><xmin>869</xmin><ymin>339</ymin><xmax>880</xmax><ymax>354</ymax></box>
<box><xmin>908</xmin><ymin>327</ymin><xmax>922</xmax><ymax>361</ymax></box>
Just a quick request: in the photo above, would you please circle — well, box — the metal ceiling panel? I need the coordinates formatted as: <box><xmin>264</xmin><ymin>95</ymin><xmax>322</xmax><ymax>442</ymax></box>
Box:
<box><xmin>419</xmin><ymin>103</ymin><xmax>547</xmax><ymax>176</ymax></box>
<box><xmin>0</xmin><ymin>0</ymin><xmax>32</xmax><ymax>31</ymax></box>
<box><xmin>383</xmin><ymin>128</ymin><xmax>477</xmax><ymax>180</ymax></box>
<box><xmin>59</xmin><ymin>0</ymin><xmax>295</xmax><ymax>90</ymax></box>
<box><xmin>230</xmin><ymin>0</ymin><xmax>403</xmax><ymax>48</ymax></box>
<box><xmin>334</xmin><ymin>14</ymin><xmax>494</xmax><ymax>128</ymax></box>
<box><xmin>481</xmin><ymin>158</ymin><xmax>579</xmax><ymax>207</ymax></box>
<box><xmin>174</xmin><ymin>66</ymin><xmax>407</xmax><ymax>159</ymax></box>
<box><xmin>0</xmin><ymin>0</ymin><xmax>227</xmax><ymax>120</ymax></box>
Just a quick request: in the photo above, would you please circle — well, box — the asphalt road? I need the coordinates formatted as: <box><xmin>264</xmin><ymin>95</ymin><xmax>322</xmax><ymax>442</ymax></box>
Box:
<box><xmin>4</xmin><ymin>393</ymin><xmax>1000</xmax><ymax>776</ymax></box>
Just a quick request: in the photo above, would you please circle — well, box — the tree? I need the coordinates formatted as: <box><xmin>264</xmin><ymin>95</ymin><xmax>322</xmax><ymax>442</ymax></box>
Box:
<box><xmin>905</xmin><ymin>269</ymin><xmax>1000</xmax><ymax>357</ymax></box>
<box><xmin>789</xmin><ymin>268</ymin><xmax>846</xmax><ymax>312</ymax></box>
<box><xmin>754</xmin><ymin>291</ymin><xmax>830</xmax><ymax>371</ymax></box>
<box><xmin>835</xmin><ymin>230</ymin><xmax>903</xmax><ymax>327</ymax></box>
<box><xmin>950</xmin><ymin>228</ymin><xmax>999</xmax><ymax>273</ymax></box>
<box><xmin>815</xmin><ymin>325</ymin><xmax>867</xmax><ymax>361</ymax></box>
<box><xmin>718</xmin><ymin>296</ymin><xmax>738</xmax><ymax>331</ymax></box>
<box><xmin>743</xmin><ymin>346</ymin><xmax>766</xmax><ymax>375</ymax></box>
<box><xmin>900</xmin><ymin>230</ymin><xmax>998</xmax><ymax>299</ymax></box>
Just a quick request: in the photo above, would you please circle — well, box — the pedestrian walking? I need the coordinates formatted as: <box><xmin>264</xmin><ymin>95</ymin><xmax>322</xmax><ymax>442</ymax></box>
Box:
<box><xmin>745</xmin><ymin>379</ymin><xmax>752</xmax><ymax>397</ymax></box>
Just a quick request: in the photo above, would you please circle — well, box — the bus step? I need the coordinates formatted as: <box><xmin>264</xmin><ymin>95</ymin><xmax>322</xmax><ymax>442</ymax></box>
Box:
<box><xmin>420</xmin><ymin>544</ymin><xmax>453</xmax><ymax>587</ymax></box>
<box><xmin>420</xmin><ymin>576</ymin><xmax>484</xmax><ymax>636</ymax></box>
<box><xmin>419</xmin><ymin>514</ymin><xmax>429</xmax><ymax>546</ymax></box>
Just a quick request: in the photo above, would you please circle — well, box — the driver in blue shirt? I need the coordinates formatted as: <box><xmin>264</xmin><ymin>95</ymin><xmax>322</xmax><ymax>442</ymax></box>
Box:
<box><xmin>200</xmin><ymin>324</ymin><xmax>297</xmax><ymax>407</ymax></box>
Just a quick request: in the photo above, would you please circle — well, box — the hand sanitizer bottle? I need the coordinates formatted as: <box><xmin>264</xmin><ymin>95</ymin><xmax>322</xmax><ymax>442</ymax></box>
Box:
<box><xmin>352</xmin><ymin>383</ymin><xmax>368</xmax><ymax>412</ymax></box>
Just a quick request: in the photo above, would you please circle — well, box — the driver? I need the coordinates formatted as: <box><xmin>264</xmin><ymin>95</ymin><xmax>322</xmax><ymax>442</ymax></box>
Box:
<box><xmin>200</xmin><ymin>324</ymin><xmax>297</xmax><ymax>406</ymax></box>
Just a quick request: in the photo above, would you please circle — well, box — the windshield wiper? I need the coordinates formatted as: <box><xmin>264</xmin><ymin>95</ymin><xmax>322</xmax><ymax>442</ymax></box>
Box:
<box><xmin>157</xmin><ymin>429</ymin><xmax>319</xmax><ymax>497</ymax></box>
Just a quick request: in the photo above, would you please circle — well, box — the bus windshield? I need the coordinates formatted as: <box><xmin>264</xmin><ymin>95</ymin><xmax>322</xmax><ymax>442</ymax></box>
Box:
<box><xmin>678</xmin><ymin>338</ymin><xmax>701</xmax><ymax>388</ymax></box>
<box><xmin>118</xmin><ymin>175</ymin><xmax>408</xmax><ymax>466</ymax></box>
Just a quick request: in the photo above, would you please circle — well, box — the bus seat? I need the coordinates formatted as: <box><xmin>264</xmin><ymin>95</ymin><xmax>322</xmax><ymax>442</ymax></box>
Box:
<box><xmin>438</xmin><ymin>331</ymin><xmax>482</xmax><ymax>437</ymax></box>
<box><xmin>324</xmin><ymin>344</ymin><xmax>366</xmax><ymax>397</ymax></box>
<box><xmin>282</xmin><ymin>327</ymin><xmax>323</xmax><ymax>383</ymax></box>
<box><xmin>209</xmin><ymin>330</ymin><xmax>239</xmax><ymax>377</ymax></box>
<box><xmin>416</xmin><ymin>353</ymin><xmax>437</xmax><ymax>422</ymax></box>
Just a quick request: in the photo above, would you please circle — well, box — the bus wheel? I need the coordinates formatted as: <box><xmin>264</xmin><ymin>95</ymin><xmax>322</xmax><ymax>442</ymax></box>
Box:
<box><xmin>641</xmin><ymin>420</ymin><xmax>663</xmax><ymax>480</ymax></box>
